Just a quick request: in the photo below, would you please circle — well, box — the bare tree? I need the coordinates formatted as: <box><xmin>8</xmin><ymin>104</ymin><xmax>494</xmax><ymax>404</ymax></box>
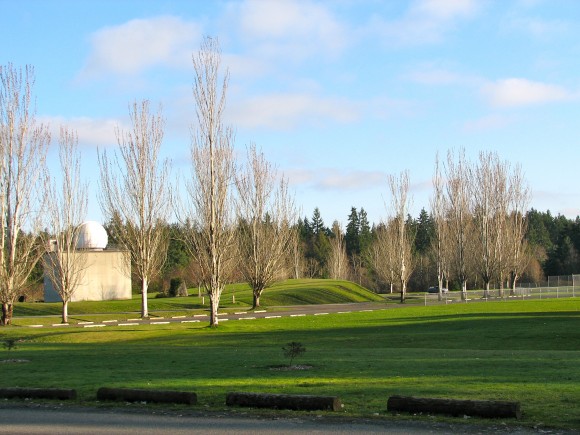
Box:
<box><xmin>350</xmin><ymin>253</ymin><xmax>364</xmax><ymax>286</ymax></box>
<box><xmin>305</xmin><ymin>257</ymin><xmax>320</xmax><ymax>278</ymax></box>
<box><xmin>506</xmin><ymin>165</ymin><xmax>531</xmax><ymax>292</ymax></box>
<box><xmin>471</xmin><ymin>151</ymin><xmax>510</xmax><ymax>298</ymax></box>
<box><xmin>445</xmin><ymin>149</ymin><xmax>472</xmax><ymax>299</ymax></box>
<box><xmin>183</xmin><ymin>37</ymin><xmax>237</xmax><ymax>327</ymax></box>
<box><xmin>99</xmin><ymin>100</ymin><xmax>171</xmax><ymax>318</ymax></box>
<box><xmin>42</xmin><ymin>127</ymin><xmax>88</xmax><ymax>323</ymax></box>
<box><xmin>0</xmin><ymin>64</ymin><xmax>50</xmax><ymax>325</ymax></box>
<box><xmin>236</xmin><ymin>144</ymin><xmax>297</xmax><ymax>308</ymax></box>
<box><xmin>327</xmin><ymin>221</ymin><xmax>349</xmax><ymax>280</ymax></box>
<box><xmin>430</xmin><ymin>153</ymin><xmax>449</xmax><ymax>301</ymax></box>
<box><xmin>387</xmin><ymin>170</ymin><xmax>414</xmax><ymax>302</ymax></box>
<box><xmin>288</xmin><ymin>226</ymin><xmax>303</xmax><ymax>279</ymax></box>
<box><xmin>367</xmin><ymin>223</ymin><xmax>397</xmax><ymax>293</ymax></box>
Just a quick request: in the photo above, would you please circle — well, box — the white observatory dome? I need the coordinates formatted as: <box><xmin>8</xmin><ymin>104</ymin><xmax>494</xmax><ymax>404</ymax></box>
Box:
<box><xmin>76</xmin><ymin>221</ymin><xmax>108</xmax><ymax>250</ymax></box>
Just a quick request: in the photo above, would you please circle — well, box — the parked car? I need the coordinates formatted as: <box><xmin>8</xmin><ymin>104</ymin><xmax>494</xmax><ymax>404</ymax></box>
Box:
<box><xmin>427</xmin><ymin>286</ymin><xmax>448</xmax><ymax>294</ymax></box>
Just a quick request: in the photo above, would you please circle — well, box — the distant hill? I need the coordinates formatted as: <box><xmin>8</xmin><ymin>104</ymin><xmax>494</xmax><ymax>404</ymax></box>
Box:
<box><xmin>222</xmin><ymin>279</ymin><xmax>384</xmax><ymax>306</ymax></box>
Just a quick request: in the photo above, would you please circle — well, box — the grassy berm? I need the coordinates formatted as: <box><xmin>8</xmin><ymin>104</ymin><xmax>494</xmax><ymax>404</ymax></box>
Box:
<box><xmin>0</xmin><ymin>279</ymin><xmax>578</xmax><ymax>431</ymax></box>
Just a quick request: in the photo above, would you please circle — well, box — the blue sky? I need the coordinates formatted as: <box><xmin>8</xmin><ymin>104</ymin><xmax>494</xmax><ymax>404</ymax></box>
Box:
<box><xmin>2</xmin><ymin>0</ymin><xmax>580</xmax><ymax>226</ymax></box>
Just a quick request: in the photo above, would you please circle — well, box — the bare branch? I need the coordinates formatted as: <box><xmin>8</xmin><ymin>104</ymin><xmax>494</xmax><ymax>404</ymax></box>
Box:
<box><xmin>236</xmin><ymin>144</ymin><xmax>297</xmax><ymax>308</ymax></box>
<box><xmin>42</xmin><ymin>126</ymin><xmax>88</xmax><ymax>323</ymax></box>
<box><xmin>99</xmin><ymin>100</ymin><xmax>171</xmax><ymax>318</ymax></box>
<box><xmin>387</xmin><ymin>170</ymin><xmax>414</xmax><ymax>302</ymax></box>
<box><xmin>182</xmin><ymin>37</ymin><xmax>237</xmax><ymax>327</ymax></box>
<box><xmin>327</xmin><ymin>221</ymin><xmax>349</xmax><ymax>280</ymax></box>
<box><xmin>0</xmin><ymin>64</ymin><xmax>50</xmax><ymax>325</ymax></box>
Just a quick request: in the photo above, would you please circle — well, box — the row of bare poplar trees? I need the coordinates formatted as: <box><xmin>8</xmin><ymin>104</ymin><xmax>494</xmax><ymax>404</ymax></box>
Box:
<box><xmin>351</xmin><ymin>150</ymin><xmax>530</xmax><ymax>303</ymax></box>
<box><xmin>0</xmin><ymin>38</ymin><xmax>298</xmax><ymax>326</ymax></box>
<box><xmin>0</xmin><ymin>38</ymin><xmax>531</xmax><ymax>325</ymax></box>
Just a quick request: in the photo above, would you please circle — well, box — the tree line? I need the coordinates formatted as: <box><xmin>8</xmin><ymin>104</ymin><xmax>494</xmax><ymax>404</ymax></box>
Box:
<box><xmin>2</xmin><ymin>38</ymin><xmax>578</xmax><ymax>326</ymax></box>
<box><xmin>0</xmin><ymin>38</ymin><xmax>297</xmax><ymax>327</ymax></box>
<box><xmin>139</xmin><ymin>201</ymin><xmax>580</xmax><ymax>305</ymax></box>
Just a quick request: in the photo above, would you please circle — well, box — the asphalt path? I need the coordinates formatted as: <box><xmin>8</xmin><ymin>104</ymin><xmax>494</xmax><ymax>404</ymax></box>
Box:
<box><xmin>0</xmin><ymin>405</ymin><xmax>555</xmax><ymax>434</ymax></box>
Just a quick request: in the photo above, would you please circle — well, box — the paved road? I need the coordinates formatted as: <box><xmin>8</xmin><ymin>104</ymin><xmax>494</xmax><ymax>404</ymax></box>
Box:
<box><xmin>0</xmin><ymin>405</ymin><xmax>555</xmax><ymax>434</ymax></box>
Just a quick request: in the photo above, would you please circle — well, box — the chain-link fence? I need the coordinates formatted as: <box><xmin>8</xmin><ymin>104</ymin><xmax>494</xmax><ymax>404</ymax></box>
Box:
<box><xmin>420</xmin><ymin>274</ymin><xmax>578</xmax><ymax>305</ymax></box>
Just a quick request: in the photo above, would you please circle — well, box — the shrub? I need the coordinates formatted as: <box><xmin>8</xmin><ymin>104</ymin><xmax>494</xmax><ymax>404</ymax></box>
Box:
<box><xmin>282</xmin><ymin>341</ymin><xmax>306</xmax><ymax>367</ymax></box>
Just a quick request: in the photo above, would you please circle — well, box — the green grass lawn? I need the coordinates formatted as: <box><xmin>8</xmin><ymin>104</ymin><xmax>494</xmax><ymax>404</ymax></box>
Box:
<box><xmin>1</xmin><ymin>298</ymin><xmax>578</xmax><ymax>430</ymax></box>
<box><xmin>12</xmin><ymin>279</ymin><xmax>384</xmax><ymax>324</ymax></box>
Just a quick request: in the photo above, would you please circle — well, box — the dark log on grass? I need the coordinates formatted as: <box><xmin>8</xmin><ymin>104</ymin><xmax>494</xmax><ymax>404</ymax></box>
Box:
<box><xmin>96</xmin><ymin>387</ymin><xmax>197</xmax><ymax>405</ymax></box>
<box><xmin>387</xmin><ymin>395</ymin><xmax>521</xmax><ymax>419</ymax></box>
<box><xmin>226</xmin><ymin>392</ymin><xmax>342</xmax><ymax>411</ymax></box>
<box><xmin>0</xmin><ymin>387</ymin><xmax>76</xmax><ymax>400</ymax></box>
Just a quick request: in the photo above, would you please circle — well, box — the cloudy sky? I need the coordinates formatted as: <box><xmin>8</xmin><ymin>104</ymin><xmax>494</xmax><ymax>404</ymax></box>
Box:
<box><xmin>2</xmin><ymin>0</ymin><xmax>580</xmax><ymax>225</ymax></box>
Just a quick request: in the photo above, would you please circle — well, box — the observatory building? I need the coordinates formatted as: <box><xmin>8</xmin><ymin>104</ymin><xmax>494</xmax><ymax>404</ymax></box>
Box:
<box><xmin>43</xmin><ymin>221</ymin><xmax>132</xmax><ymax>302</ymax></box>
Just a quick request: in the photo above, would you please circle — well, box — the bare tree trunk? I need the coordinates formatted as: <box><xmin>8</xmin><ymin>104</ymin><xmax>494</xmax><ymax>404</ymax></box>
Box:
<box><xmin>1</xmin><ymin>303</ymin><xmax>10</xmax><ymax>326</ymax></box>
<box><xmin>141</xmin><ymin>278</ymin><xmax>149</xmax><ymax>318</ymax></box>
<box><xmin>253</xmin><ymin>292</ymin><xmax>260</xmax><ymax>309</ymax></box>
<box><xmin>62</xmin><ymin>300</ymin><xmax>69</xmax><ymax>324</ymax></box>
<box><xmin>209</xmin><ymin>292</ymin><xmax>219</xmax><ymax>326</ymax></box>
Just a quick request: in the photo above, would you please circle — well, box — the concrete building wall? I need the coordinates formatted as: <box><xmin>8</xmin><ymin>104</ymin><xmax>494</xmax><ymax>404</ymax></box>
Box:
<box><xmin>44</xmin><ymin>250</ymin><xmax>131</xmax><ymax>302</ymax></box>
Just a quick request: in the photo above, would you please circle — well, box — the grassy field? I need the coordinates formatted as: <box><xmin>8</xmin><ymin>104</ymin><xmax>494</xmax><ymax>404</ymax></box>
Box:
<box><xmin>0</xmin><ymin>297</ymin><xmax>578</xmax><ymax>430</ymax></box>
<box><xmin>13</xmin><ymin>279</ymin><xmax>383</xmax><ymax>323</ymax></box>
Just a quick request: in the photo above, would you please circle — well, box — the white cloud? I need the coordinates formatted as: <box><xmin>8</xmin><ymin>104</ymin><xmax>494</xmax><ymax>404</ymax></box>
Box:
<box><xmin>222</xmin><ymin>53</ymin><xmax>271</xmax><ymax>78</ymax></box>
<box><xmin>79</xmin><ymin>16</ymin><xmax>201</xmax><ymax>79</ymax></box>
<box><xmin>370</xmin><ymin>0</ymin><xmax>481</xmax><ymax>46</ymax></box>
<box><xmin>286</xmin><ymin>168</ymin><xmax>386</xmax><ymax>191</ymax></box>
<box><xmin>41</xmin><ymin>116</ymin><xmax>125</xmax><ymax>148</ymax></box>
<box><xmin>482</xmin><ymin>78</ymin><xmax>571</xmax><ymax>108</ymax></box>
<box><xmin>463</xmin><ymin>114</ymin><xmax>514</xmax><ymax>132</ymax></box>
<box><xmin>408</xmin><ymin>65</ymin><xmax>483</xmax><ymax>87</ymax></box>
<box><xmin>232</xmin><ymin>0</ymin><xmax>347</xmax><ymax>60</ymax></box>
<box><xmin>367</xmin><ymin>96</ymin><xmax>419</xmax><ymax>120</ymax></box>
<box><xmin>508</xmin><ymin>17</ymin><xmax>569</xmax><ymax>39</ymax></box>
<box><xmin>409</xmin><ymin>68</ymin><xmax>464</xmax><ymax>85</ymax></box>
<box><xmin>411</xmin><ymin>0</ymin><xmax>479</xmax><ymax>21</ymax></box>
<box><xmin>228</xmin><ymin>93</ymin><xmax>359</xmax><ymax>130</ymax></box>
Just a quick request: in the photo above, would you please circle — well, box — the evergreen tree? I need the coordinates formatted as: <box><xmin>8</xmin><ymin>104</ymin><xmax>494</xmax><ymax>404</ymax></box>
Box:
<box><xmin>298</xmin><ymin>216</ymin><xmax>312</xmax><ymax>240</ymax></box>
<box><xmin>545</xmin><ymin>236</ymin><xmax>579</xmax><ymax>275</ymax></box>
<box><xmin>414</xmin><ymin>208</ymin><xmax>434</xmax><ymax>255</ymax></box>
<box><xmin>345</xmin><ymin>206</ymin><xmax>360</xmax><ymax>256</ymax></box>
<box><xmin>358</xmin><ymin>208</ymin><xmax>372</xmax><ymax>255</ymax></box>
<box><xmin>313</xmin><ymin>231</ymin><xmax>331</xmax><ymax>275</ymax></box>
<box><xmin>311</xmin><ymin>207</ymin><xmax>325</xmax><ymax>235</ymax></box>
<box><xmin>526</xmin><ymin>209</ymin><xmax>552</xmax><ymax>251</ymax></box>
<box><xmin>164</xmin><ymin>223</ymin><xmax>191</xmax><ymax>274</ymax></box>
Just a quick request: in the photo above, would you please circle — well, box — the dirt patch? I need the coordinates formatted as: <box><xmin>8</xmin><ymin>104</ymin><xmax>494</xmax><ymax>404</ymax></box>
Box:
<box><xmin>0</xmin><ymin>359</ymin><xmax>30</xmax><ymax>364</ymax></box>
<box><xmin>268</xmin><ymin>365</ymin><xmax>313</xmax><ymax>371</ymax></box>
